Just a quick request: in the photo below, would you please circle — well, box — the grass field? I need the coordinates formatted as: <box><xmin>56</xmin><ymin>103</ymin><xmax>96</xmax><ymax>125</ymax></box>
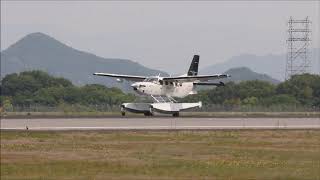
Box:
<box><xmin>1</xmin><ymin>130</ymin><xmax>320</xmax><ymax>179</ymax></box>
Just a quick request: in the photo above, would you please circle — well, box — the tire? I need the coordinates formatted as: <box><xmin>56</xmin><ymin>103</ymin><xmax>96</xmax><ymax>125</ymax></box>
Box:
<box><xmin>172</xmin><ymin>112</ymin><xmax>179</xmax><ymax>117</ymax></box>
<box><xmin>120</xmin><ymin>106</ymin><xmax>125</xmax><ymax>116</ymax></box>
<box><xmin>149</xmin><ymin>107</ymin><xmax>154</xmax><ymax>116</ymax></box>
<box><xmin>144</xmin><ymin>112</ymin><xmax>153</xmax><ymax>116</ymax></box>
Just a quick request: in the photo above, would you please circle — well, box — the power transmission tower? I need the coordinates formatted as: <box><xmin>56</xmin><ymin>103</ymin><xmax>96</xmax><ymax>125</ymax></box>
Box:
<box><xmin>285</xmin><ymin>16</ymin><xmax>312</xmax><ymax>80</ymax></box>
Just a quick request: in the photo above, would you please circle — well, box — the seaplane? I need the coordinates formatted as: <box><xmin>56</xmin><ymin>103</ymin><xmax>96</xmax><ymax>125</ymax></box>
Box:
<box><xmin>93</xmin><ymin>55</ymin><xmax>230</xmax><ymax>116</ymax></box>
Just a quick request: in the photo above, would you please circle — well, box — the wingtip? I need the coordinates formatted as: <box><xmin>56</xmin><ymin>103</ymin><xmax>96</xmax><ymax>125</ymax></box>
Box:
<box><xmin>220</xmin><ymin>74</ymin><xmax>231</xmax><ymax>78</ymax></box>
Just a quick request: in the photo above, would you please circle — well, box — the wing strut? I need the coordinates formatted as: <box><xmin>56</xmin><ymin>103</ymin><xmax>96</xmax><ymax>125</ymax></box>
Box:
<box><xmin>151</xmin><ymin>95</ymin><xmax>177</xmax><ymax>103</ymax></box>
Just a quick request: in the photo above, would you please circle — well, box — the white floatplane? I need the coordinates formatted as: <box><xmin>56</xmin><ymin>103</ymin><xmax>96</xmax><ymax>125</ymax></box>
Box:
<box><xmin>94</xmin><ymin>55</ymin><xmax>230</xmax><ymax>116</ymax></box>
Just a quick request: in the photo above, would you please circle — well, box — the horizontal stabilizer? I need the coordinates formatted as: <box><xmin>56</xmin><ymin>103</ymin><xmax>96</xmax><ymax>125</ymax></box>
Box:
<box><xmin>193</xmin><ymin>81</ymin><xmax>225</xmax><ymax>86</ymax></box>
<box><xmin>163</xmin><ymin>74</ymin><xmax>229</xmax><ymax>82</ymax></box>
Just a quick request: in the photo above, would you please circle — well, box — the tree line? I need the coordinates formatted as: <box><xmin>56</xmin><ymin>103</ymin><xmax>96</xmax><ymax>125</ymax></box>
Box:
<box><xmin>0</xmin><ymin>71</ymin><xmax>134</xmax><ymax>111</ymax></box>
<box><xmin>1</xmin><ymin>70</ymin><xmax>319</xmax><ymax>111</ymax></box>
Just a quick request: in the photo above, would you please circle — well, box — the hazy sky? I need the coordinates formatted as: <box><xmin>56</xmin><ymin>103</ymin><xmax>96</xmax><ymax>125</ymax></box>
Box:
<box><xmin>1</xmin><ymin>1</ymin><xmax>319</xmax><ymax>73</ymax></box>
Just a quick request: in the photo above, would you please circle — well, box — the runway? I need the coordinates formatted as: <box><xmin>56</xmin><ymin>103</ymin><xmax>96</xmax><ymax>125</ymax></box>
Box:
<box><xmin>1</xmin><ymin>117</ymin><xmax>320</xmax><ymax>130</ymax></box>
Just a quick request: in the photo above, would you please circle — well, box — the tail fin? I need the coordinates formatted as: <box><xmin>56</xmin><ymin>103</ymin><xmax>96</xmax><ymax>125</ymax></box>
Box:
<box><xmin>187</xmin><ymin>55</ymin><xmax>199</xmax><ymax>76</ymax></box>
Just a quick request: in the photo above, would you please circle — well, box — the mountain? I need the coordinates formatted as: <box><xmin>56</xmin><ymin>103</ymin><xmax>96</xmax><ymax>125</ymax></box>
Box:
<box><xmin>194</xmin><ymin>67</ymin><xmax>280</xmax><ymax>91</ymax></box>
<box><xmin>1</xmin><ymin>32</ymin><xmax>168</xmax><ymax>90</ymax></box>
<box><xmin>201</xmin><ymin>49</ymin><xmax>320</xmax><ymax>81</ymax></box>
<box><xmin>223</xmin><ymin>67</ymin><xmax>280</xmax><ymax>84</ymax></box>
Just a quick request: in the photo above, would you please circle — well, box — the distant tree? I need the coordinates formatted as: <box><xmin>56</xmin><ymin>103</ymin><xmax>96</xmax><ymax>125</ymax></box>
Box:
<box><xmin>237</xmin><ymin>80</ymin><xmax>276</xmax><ymax>100</ymax></box>
<box><xmin>260</xmin><ymin>94</ymin><xmax>299</xmax><ymax>106</ymax></box>
<box><xmin>34</xmin><ymin>87</ymin><xmax>65</xmax><ymax>106</ymax></box>
<box><xmin>242</xmin><ymin>96</ymin><xmax>258</xmax><ymax>106</ymax></box>
<box><xmin>223</xmin><ymin>98</ymin><xmax>241</xmax><ymax>106</ymax></box>
<box><xmin>207</xmin><ymin>82</ymin><xmax>239</xmax><ymax>104</ymax></box>
<box><xmin>20</xmin><ymin>71</ymin><xmax>72</xmax><ymax>88</ymax></box>
<box><xmin>1</xmin><ymin>70</ymin><xmax>72</xmax><ymax>97</ymax></box>
<box><xmin>277</xmin><ymin>74</ymin><xmax>320</xmax><ymax>106</ymax></box>
<box><xmin>1</xmin><ymin>71</ymin><xmax>319</xmax><ymax>110</ymax></box>
<box><xmin>2</xmin><ymin>99</ymin><xmax>13</xmax><ymax>112</ymax></box>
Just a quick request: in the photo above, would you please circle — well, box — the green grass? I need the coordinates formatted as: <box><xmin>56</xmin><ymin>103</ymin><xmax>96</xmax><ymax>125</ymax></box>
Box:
<box><xmin>1</xmin><ymin>130</ymin><xmax>320</xmax><ymax>179</ymax></box>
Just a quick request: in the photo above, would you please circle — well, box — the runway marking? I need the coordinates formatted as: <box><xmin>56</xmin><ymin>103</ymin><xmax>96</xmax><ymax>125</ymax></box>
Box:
<box><xmin>2</xmin><ymin>125</ymin><xmax>320</xmax><ymax>130</ymax></box>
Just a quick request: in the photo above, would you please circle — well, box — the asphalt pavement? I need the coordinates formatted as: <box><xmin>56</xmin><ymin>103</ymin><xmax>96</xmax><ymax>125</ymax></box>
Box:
<box><xmin>1</xmin><ymin>117</ymin><xmax>319</xmax><ymax>130</ymax></box>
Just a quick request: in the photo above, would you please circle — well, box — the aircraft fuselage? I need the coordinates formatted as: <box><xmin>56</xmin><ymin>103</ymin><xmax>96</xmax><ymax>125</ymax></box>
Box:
<box><xmin>131</xmin><ymin>81</ymin><xmax>194</xmax><ymax>98</ymax></box>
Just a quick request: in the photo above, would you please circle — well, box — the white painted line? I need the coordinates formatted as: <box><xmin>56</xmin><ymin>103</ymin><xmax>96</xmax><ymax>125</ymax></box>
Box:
<box><xmin>1</xmin><ymin>125</ymin><xmax>320</xmax><ymax>130</ymax></box>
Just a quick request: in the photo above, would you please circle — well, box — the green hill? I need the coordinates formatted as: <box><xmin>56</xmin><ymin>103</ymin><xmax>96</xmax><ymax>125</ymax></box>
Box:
<box><xmin>1</xmin><ymin>32</ymin><xmax>167</xmax><ymax>90</ymax></box>
<box><xmin>223</xmin><ymin>67</ymin><xmax>280</xmax><ymax>84</ymax></box>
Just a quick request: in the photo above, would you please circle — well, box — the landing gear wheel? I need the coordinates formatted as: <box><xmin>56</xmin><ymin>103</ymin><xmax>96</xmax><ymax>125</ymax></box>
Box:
<box><xmin>146</xmin><ymin>107</ymin><xmax>154</xmax><ymax>117</ymax></box>
<box><xmin>120</xmin><ymin>106</ymin><xmax>125</xmax><ymax>116</ymax></box>
<box><xmin>172</xmin><ymin>112</ymin><xmax>179</xmax><ymax>117</ymax></box>
<box><xmin>144</xmin><ymin>112</ymin><xmax>153</xmax><ymax>116</ymax></box>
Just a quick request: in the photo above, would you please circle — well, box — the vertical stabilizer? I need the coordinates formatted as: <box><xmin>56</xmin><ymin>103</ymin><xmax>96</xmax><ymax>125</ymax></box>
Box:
<box><xmin>187</xmin><ymin>55</ymin><xmax>199</xmax><ymax>76</ymax></box>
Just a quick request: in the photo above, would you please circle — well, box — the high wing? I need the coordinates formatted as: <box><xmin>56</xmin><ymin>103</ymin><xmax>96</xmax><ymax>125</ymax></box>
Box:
<box><xmin>162</xmin><ymin>74</ymin><xmax>230</xmax><ymax>82</ymax></box>
<box><xmin>93</xmin><ymin>73</ymin><xmax>147</xmax><ymax>81</ymax></box>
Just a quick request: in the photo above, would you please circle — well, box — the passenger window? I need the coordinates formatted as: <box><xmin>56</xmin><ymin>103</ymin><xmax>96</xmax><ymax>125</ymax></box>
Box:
<box><xmin>165</xmin><ymin>81</ymin><xmax>168</xmax><ymax>85</ymax></box>
<box><xmin>159</xmin><ymin>80</ymin><xmax>163</xmax><ymax>85</ymax></box>
<box><xmin>170</xmin><ymin>82</ymin><xmax>173</xmax><ymax>85</ymax></box>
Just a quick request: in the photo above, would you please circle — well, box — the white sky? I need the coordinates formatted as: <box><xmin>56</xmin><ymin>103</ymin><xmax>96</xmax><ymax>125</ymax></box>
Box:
<box><xmin>1</xmin><ymin>1</ymin><xmax>319</xmax><ymax>73</ymax></box>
